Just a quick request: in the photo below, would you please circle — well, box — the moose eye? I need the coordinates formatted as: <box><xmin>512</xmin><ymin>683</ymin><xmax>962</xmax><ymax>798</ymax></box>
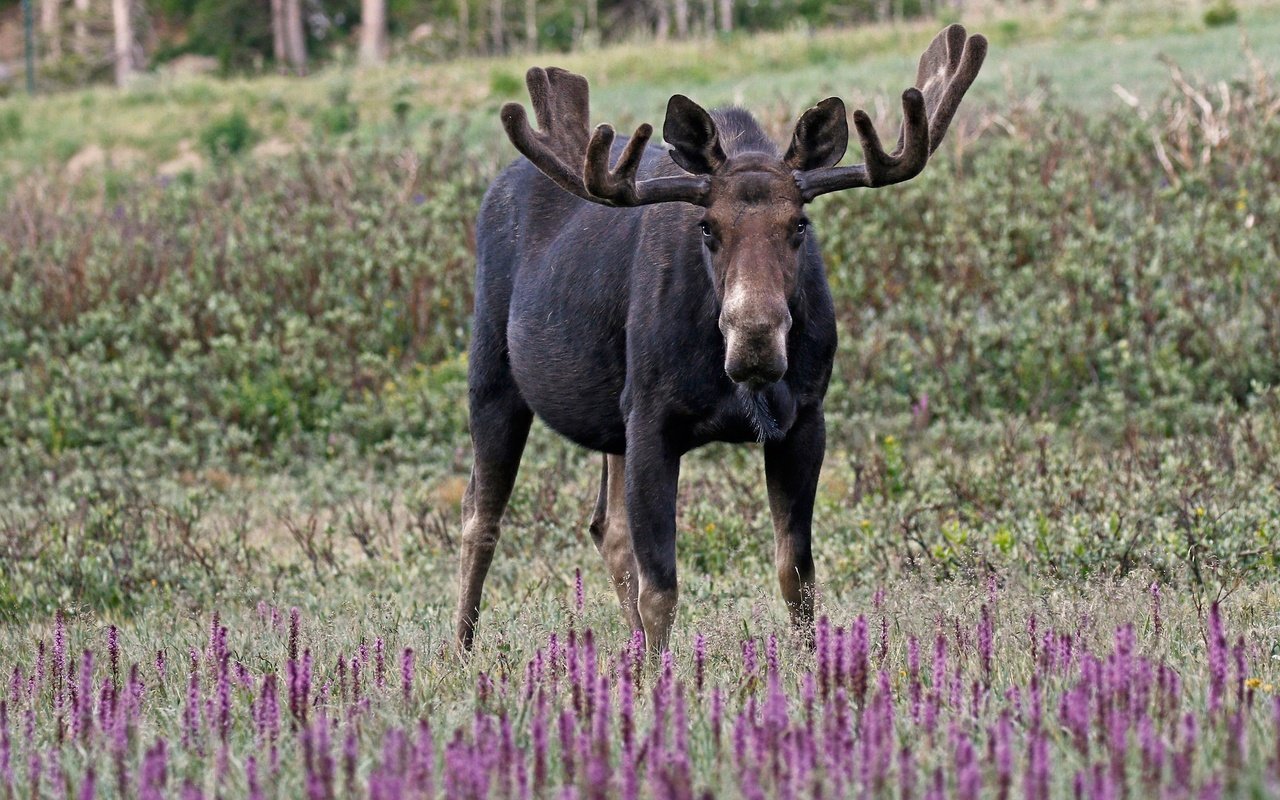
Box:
<box><xmin>699</xmin><ymin>221</ymin><xmax>712</xmax><ymax>237</ymax></box>
<box><xmin>795</xmin><ymin>219</ymin><xmax>809</xmax><ymax>235</ymax></box>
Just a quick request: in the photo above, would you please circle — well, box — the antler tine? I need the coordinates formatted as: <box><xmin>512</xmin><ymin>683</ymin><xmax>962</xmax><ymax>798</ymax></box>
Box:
<box><xmin>585</xmin><ymin>122</ymin><xmax>654</xmax><ymax>205</ymax></box>
<box><xmin>500</xmin><ymin>67</ymin><xmax>596</xmax><ymax>202</ymax></box>
<box><xmin>917</xmin><ymin>24</ymin><xmax>988</xmax><ymax>153</ymax></box>
<box><xmin>582</xmin><ymin>123</ymin><xmax>714</xmax><ymax>206</ymax></box>
<box><xmin>795</xmin><ymin>25</ymin><xmax>987</xmax><ymax>202</ymax></box>
<box><xmin>501</xmin><ymin>66</ymin><xmax>711</xmax><ymax>208</ymax></box>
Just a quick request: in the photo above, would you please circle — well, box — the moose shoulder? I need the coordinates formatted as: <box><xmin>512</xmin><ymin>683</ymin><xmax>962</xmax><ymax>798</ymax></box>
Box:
<box><xmin>456</xmin><ymin>25</ymin><xmax>987</xmax><ymax>657</ymax></box>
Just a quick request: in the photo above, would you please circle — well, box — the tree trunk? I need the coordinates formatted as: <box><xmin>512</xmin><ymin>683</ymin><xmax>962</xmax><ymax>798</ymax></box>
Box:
<box><xmin>673</xmin><ymin>0</ymin><xmax>688</xmax><ymax>38</ymax></box>
<box><xmin>654</xmin><ymin>0</ymin><xmax>669</xmax><ymax>41</ymax></box>
<box><xmin>717</xmin><ymin>0</ymin><xmax>732</xmax><ymax>33</ymax></box>
<box><xmin>584</xmin><ymin>0</ymin><xmax>597</xmax><ymax>46</ymax></box>
<box><xmin>457</xmin><ymin>0</ymin><xmax>469</xmax><ymax>54</ymax></box>
<box><xmin>111</xmin><ymin>0</ymin><xmax>132</xmax><ymax>86</ymax></box>
<box><xmin>41</xmin><ymin>0</ymin><xmax>61</xmax><ymax>60</ymax></box>
<box><xmin>283</xmin><ymin>0</ymin><xmax>307</xmax><ymax>74</ymax></box>
<box><xmin>524</xmin><ymin>0</ymin><xmax>536</xmax><ymax>52</ymax></box>
<box><xmin>702</xmin><ymin>0</ymin><xmax>713</xmax><ymax>36</ymax></box>
<box><xmin>489</xmin><ymin>0</ymin><xmax>504</xmax><ymax>54</ymax></box>
<box><xmin>73</xmin><ymin>0</ymin><xmax>89</xmax><ymax>56</ymax></box>
<box><xmin>270</xmin><ymin>0</ymin><xmax>287</xmax><ymax>68</ymax></box>
<box><xmin>359</xmin><ymin>0</ymin><xmax>387</xmax><ymax>65</ymax></box>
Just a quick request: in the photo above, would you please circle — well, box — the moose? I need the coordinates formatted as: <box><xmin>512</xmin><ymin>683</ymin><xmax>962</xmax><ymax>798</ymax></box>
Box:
<box><xmin>455</xmin><ymin>25</ymin><xmax>987</xmax><ymax>657</ymax></box>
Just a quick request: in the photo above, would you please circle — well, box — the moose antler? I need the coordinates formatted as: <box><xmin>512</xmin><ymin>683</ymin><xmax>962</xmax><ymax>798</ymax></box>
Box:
<box><xmin>794</xmin><ymin>24</ymin><xmax>987</xmax><ymax>201</ymax></box>
<box><xmin>501</xmin><ymin>67</ymin><xmax>712</xmax><ymax>207</ymax></box>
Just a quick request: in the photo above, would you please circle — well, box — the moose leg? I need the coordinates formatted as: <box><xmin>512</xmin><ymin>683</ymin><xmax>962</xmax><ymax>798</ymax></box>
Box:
<box><xmin>764</xmin><ymin>404</ymin><xmax>824</xmax><ymax>645</ymax></box>
<box><xmin>453</xmin><ymin>378</ymin><xmax>533</xmax><ymax>652</ymax></box>
<box><xmin>589</xmin><ymin>455</ymin><xmax>643</xmax><ymax>632</ymax></box>
<box><xmin>625</xmin><ymin>425</ymin><xmax>682</xmax><ymax>657</ymax></box>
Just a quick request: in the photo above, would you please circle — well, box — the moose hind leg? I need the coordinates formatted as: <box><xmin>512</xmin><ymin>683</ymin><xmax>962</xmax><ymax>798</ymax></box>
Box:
<box><xmin>764</xmin><ymin>405</ymin><xmax>824</xmax><ymax>645</ymax></box>
<box><xmin>453</xmin><ymin>383</ymin><xmax>533</xmax><ymax>652</ymax></box>
<box><xmin>589</xmin><ymin>455</ymin><xmax>643</xmax><ymax>632</ymax></box>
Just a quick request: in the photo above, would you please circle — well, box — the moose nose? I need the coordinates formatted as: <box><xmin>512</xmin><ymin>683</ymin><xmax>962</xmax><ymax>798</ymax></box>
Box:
<box><xmin>725</xmin><ymin>349</ymin><xmax>787</xmax><ymax>389</ymax></box>
<box><xmin>721</xmin><ymin>312</ymin><xmax>791</xmax><ymax>389</ymax></box>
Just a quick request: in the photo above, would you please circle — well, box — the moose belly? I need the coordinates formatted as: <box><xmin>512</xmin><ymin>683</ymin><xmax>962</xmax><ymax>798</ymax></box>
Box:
<box><xmin>506</xmin><ymin>315</ymin><xmax>628</xmax><ymax>454</ymax></box>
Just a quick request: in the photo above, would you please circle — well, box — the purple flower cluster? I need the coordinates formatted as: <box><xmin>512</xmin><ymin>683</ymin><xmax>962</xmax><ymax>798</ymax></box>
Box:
<box><xmin>0</xmin><ymin>600</ymin><xmax>1276</xmax><ymax>798</ymax></box>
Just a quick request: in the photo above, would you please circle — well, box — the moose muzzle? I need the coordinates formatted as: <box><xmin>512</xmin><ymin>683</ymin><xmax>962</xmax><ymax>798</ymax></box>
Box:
<box><xmin>720</xmin><ymin>303</ymin><xmax>792</xmax><ymax>389</ymax></box>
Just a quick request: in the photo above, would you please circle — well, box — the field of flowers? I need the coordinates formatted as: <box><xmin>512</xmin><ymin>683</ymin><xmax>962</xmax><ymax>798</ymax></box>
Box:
<box><xmin>2</xmin><ymin>579</ymin><xmax>1278</xmax><ymax>798</ymax></box>
<box><xmin>4</xmin><ymin>2</ymin><xmax>1280</xmax><ymax>797</ymax></box>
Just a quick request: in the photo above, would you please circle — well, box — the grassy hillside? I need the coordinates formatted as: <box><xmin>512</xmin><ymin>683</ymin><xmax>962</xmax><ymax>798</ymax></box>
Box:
<box><xmin>2</xmin><ymin>1</ymin><xmax>1279</xmax><ymax>182</ymax></box>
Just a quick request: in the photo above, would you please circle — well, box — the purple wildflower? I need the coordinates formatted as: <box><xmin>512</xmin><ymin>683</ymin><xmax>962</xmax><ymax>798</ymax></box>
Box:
<box><xmin>694</xmin><ymin>633</ymin><xmax>707</xmax><ymax>694</ymax></box>
<box><xmin>54</xmin><ymin>611</ymin><xmax>66</xmax><ymax>709</ymax></box>
<box><xmin>0</xmin><ymin>702</ymin><xmax>10</xmax><ymax>792</ymax></box>
<box><xmin>183</xmin><ymin>649</ymin><xmax>201</xmax><ymax>752</ymax></box>
<box><xmin>993</xmin><ymin>710</ymin><xmax>1013</xmax><ymax>800</ymax></box>
<box><xmin>75</xmin><ymin>650</ymin><xmax>94</xmax><ymax>741</ymax></box>
<box><xmin>400</xmin><ymin>647</ymin><xmax>415</xmax><ymax>706</ymax></box>
<box><xmin>107</xmin><ymin>626</ymin><xmax>120</xmax><ymax>689</ymax></box>
<box><xmin>246</xmin><ymin>755</ymin><xmax>263</xmax><ymax>800</ymax></box>
<box><xmin>1150</xmin><ymin>582</ymin><xmax>1162</xmax><ymax>639</ymax></box>
<box><xmin>288</xmin><ymin>608</ymin><xmax>301</xmax><ymax>662</ymax></box>
<box><xmin>1207</xmin><ymin>603</ymin><xmax>1227</xmax><ymax>716</ymax></box>
<box><xmin>78</xmin><ymin>766</ymin><xmax>95</xmax><ymax>800</ymax></box>
<box><xmin>978</xmin><ymin>604</ymin><xmax>994</xmax><ymax>686</ymax></box>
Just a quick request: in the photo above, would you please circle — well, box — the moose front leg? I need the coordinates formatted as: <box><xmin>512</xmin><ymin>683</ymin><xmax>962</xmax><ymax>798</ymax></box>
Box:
<box><xmin>624</xmin><ymin>423</ymin><xmax>682</xmax><ymax>658</ymax></box>
<box><xmin>764</xmin><ymin>404</ymin><xmax>824</xmax><ymax>644</ymax></box>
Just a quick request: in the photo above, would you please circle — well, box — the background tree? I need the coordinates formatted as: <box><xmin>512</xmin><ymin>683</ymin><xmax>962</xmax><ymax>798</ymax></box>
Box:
<box><xmin>523</xmin><ymin>0</ymin><xmax>535</xmax><ymax>51</ymax></box>
<box><xmin>489</xmin><ymin>0</ymin><xmax>503</xmax><ymax>53</ymax></box>
<box><xmin>40</xmin><ymin>0</ymin><xmax>61</xmax><ymax>58</ymax></box>
<box><xmin>72</xmin><ymin>0</ymin><xmax>89</xmax><ymax>55</ymax></box>
<box><xmin>271</xmin><ymin>0</ymin><xmax>286</xmax><ymax>66</ymax></box>
<box><xmin>360</xmin><ymin>0</ymin><xmax>387</xmax><ymax>64</ymax></box>
<box><xmin>283</xmin><ymin>0</ymin><xmax>306</xmax><ymax>72</ymax></box>
<box><xmin>111</xmin><ymin>0</ymin><xmax>132</xmax><ymax>84</ymax></box>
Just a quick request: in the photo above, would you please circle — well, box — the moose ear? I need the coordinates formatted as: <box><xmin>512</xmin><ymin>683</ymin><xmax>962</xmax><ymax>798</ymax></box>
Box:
<box><xmin>663</xmin><ymin>94</ymin><xmax>726</xmax><ymax>175</ymax></box>
<box><xmin>784</xmin><ymin>97</ymin><xmax>849</xmax><ymax>171</ymax></box>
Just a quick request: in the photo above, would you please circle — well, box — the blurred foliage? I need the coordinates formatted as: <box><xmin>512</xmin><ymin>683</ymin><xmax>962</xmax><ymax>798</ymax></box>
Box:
<box><xmin>200</xmin><ymin>108</ymin><xmax>257</xmax><ymax>158</ymax></box>
<box><xmin>1204</xmin><ymin>0</ymin><xmax>1241</xmax><ymax>27</ymax></box>
<box><xmin>151</xmin><ymin>0</ymin><xmax>360</xmax><ymax>70</ymax></box>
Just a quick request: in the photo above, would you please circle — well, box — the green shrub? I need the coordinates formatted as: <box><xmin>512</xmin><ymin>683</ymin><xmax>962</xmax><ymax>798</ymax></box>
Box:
<box><xmin>200</xmin><ymin>109</ymin><xmax>256</xmax><ymax>158</ymax></box>
<box><xmin>314</xmin><ymin>81</ymin><xmax>360</xmax><ymax>136</ymax></box>
<box><xmin>1204</xmin><ymin>0</ymin><xmax>1239</xmax><ymax>27</ymax></box>
<box><xmin>489</xmin><ymin>69</ymin><xmax>524</xmax><ymax>98</ymax></box>
<box><xmin>0</xmin><ymin>108</ymin><xmax>21</xmax><ymax>144</ymax></box>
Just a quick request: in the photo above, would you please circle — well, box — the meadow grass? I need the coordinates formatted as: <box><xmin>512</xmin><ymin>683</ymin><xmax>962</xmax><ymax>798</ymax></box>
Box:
<box><xmin>0</xmin><ymin>575</ymin><xmax>1277</xmax><ymax>797</ymax></box>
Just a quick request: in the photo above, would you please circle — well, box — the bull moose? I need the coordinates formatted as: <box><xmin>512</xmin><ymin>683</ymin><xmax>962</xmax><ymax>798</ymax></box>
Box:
<box><xmin>455</xmin><ymin>25</ymin><xmax>987</xmax><ymax>656</ymax></box>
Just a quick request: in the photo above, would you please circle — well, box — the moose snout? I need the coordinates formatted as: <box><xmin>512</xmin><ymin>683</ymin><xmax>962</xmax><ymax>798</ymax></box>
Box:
<box><xmin>721</xmin><ymin>310</ymin><xmax>791</xmax><ymax>389</ymax></box>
